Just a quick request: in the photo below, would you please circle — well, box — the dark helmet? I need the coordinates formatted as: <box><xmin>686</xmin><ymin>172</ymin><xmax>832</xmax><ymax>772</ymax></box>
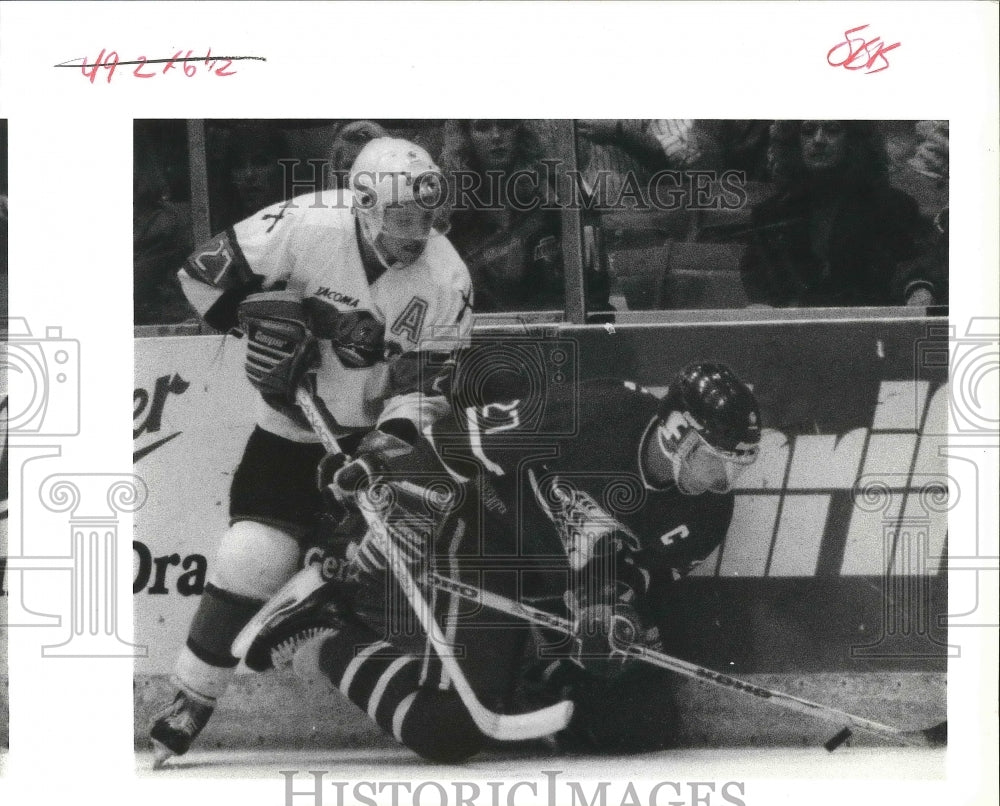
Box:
<box><xmin>659</xmin><ymin>362</ymin><xmax>761</xmax><ymax>460</ymax></box>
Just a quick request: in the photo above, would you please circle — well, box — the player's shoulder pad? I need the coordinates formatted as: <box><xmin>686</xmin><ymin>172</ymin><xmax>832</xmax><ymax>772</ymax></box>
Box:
<box><xmin>269</xmin><ymin>189</ymin><xmax>354</xmax><ymax>228</ymax></box>
<box><xmin>238</xmin><ymin>190</ymin><xmax>354</xmax><ymax>235</ymax></box>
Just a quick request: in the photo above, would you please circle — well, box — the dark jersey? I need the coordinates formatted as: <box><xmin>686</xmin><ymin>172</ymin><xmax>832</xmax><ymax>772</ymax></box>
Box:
<box><xmin>423</xmin><ymin>378</ymin><xmax>734</xmax><ymax>608</ymax></box>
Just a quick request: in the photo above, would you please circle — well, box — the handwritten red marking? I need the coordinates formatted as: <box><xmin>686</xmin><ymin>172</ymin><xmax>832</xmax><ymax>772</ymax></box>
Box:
<box><xmin>63</xmin><ymin>49</ymin><xmax>246</xmax><ymax>83</ymax></box>
<box><xmin>80</xmin><ymin>48</ymin><xmax>119</xmax><ymax>84</ymax></box>
<box><xmin>827</xmin><ymin>24</ymin><xmax>900</xmax><ymax>75</ymax></box>
<box><xmin>78</xmin><ymin>50</ymin><xmax>102</xmax><ymax>84</ymax></box>
<box><xmin>133</xmin><ymin>56</ymin><xmax>155</xmax><ymax>79</ymax></box>
<box><xmin>214</xmin><ymin>57</ymin><xmax>235</xmax><ymax>77</ymax></box>
<box><xmin>162</xmin><ymin>49</ymin><xmax>184</xmax><ymax>74</ymax></box>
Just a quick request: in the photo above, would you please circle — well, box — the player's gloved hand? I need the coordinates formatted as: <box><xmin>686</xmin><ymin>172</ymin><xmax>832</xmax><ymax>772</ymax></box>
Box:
<box><xmin>325</xmin><ymin>429</ymin><xmax>414</xmax><ymax>505</ymax></box>
<box><xmin>566</xmin><ymin>582</ymin><xmax>661</xmax><ymax>681</ymax></box>
<box><xmin>237</xmin><ymin>291</ymin><xmax>320</xmax><ymax>411</ymax></box>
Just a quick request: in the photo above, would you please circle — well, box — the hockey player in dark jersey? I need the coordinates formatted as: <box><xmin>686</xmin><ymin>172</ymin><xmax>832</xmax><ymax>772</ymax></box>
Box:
<box><xmin>237</xmin><ymin>359</ymin><xmax>761</xmax><ymax>760</ymax></box>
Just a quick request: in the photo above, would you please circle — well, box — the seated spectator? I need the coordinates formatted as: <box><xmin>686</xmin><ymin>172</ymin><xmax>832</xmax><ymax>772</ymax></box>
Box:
<box><xmin>134</xmin><ymin>143</ymin><xmax>196</xmax><ymax>325</ymax></box>
<box><xmin>741</xmin><ymin>120</ymin><xmax>943</xmax><ymax>308</ymax></box>
<box><xmin>897</xmin><ymin>120</ymin><xmax>948</xmax><ymax>306</ymax></box>
<box><xmin>324</xmin><ymin>120</ymin><xmax>387</xmax><ymax>189</ymax></box>
<box><xmin>650</xmin><ymin>120</ymin><xmax>772</xmax><ymax>181</ymax></box>
<box><xmin>207</xmin><ymin>122</ymin><xmax>291</xmax><ymax>233</ymax></box>
<box><xmin>883</xmin><ymin>120</ymin><xmax>949</xmax><ymax>219</ymax></box>
<box><xmin>529</xmin><ymin>120</ymin><xmax>670</xmax><ymax>211</ymax></box>
<box><xmin>574</xmin><ymin>120</ymin><xmax>669</xmax><ymax>209</ymax></box>
<box><xmin>441</xmin><ymin>119</ymin><xmax>567</xmax><ymax>312</ymax></box>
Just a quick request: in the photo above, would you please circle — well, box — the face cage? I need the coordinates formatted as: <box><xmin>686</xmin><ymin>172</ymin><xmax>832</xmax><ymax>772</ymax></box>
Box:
<box><xmin>357</xmin><ymin>203</ymin><xmax>449</xmax><ymax>271</ymax></box>
<box><xmin>657</xmin><ymin>423</ymin><xmax>759</xmax><ymax>494</ymax></box>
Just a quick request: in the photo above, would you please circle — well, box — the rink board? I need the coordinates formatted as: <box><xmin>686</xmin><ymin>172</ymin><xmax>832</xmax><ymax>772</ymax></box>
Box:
<box><xmin>131</xmin><ymin>317</ymin><xmax>950</xmax><ymax>744</ymax></box>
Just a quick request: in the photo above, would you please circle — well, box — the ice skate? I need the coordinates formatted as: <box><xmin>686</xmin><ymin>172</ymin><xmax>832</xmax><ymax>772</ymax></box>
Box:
<box><xmin>232</xmin><ymin>562</ymin><xmax>349</xmax><ymax>673</ymax></box>
<box><xmin>149</xmin><ymin>689</ymin><xmax>214</xmax><ymax>769</ymax></box>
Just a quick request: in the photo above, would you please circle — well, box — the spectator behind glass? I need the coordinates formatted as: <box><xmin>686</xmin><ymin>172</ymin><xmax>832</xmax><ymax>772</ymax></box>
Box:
<box><xmin>741</xmin><ymin>120</ymin><xmax>941</xmax><ymax>308</ymax></box>
<box><xmin>898</xmin><ymin>121</ymin><xmax>948</xmax><ymax>306</ymax></box>
<box><xmin>572</xmin><ymin>120</ymin><xmax>668</xmax><ymax>210</ymax></box>
<box><xmin>134</xmin><ymin>141</ymin><xmax>196</xmax><ymax>325</ymax></box>
<box><xmin>440</xmin><ymin>119</ymin><xmax>566</xmax><ymax>312</ymax></box>
<box><xmin>883</xmin><ymin>120</ymin><xmax>949</xmax><ymax>219</ymax></box>
<box><xmin>650</xmin><ymin>120</ymin><xmax>773</xmax><ymax>181</ymax></box>
<box><xmin>207</xmin><ymin>123</ymin><xmax>291</xmax><ymax>233</ymax></box>
<box><xmin>324</xmin><ymin>120</ymin><xmax>388</xmax><ymax>190</ymax></box>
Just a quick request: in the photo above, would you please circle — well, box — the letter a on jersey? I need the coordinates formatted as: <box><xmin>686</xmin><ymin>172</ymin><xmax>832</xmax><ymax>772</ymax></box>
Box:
<box><xmin>391</xmin><ymin>296</ymin><xmax>429</xmax><ymax>344</ymax></box>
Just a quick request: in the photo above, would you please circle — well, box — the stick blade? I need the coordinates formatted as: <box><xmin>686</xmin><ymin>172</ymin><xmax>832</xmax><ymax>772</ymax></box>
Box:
<box><xmin>491</xmin><ymin>700</ymin><xmax>575</xmax><ymax>742</ymax></box>
<box><xmin>920</xmin><ymin>720</ymin><xmax>947</xmax><ymax>748</ymax></box>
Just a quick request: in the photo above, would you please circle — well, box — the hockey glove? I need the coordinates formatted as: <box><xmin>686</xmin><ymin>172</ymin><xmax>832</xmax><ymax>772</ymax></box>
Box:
<box><xmin>238</xmin><ymin>291</ymin><xmax>320</xmax><ymax>410</ymax></box>
<box><xmin>566</xmin><ymin>581</ymin><xmax>661</xmax><ymax>681</ymax></box>
<box><xmin>324</xmin><ymin>429</ymin><xmax>414</xmax><ymax>505</ymax></box>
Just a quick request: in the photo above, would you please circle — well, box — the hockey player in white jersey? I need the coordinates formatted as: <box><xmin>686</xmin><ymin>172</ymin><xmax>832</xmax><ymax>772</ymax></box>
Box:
<box><xmin>150</xmin><ymin>138</ymin><xmax>474</xmax><ymax>765</ymax></box>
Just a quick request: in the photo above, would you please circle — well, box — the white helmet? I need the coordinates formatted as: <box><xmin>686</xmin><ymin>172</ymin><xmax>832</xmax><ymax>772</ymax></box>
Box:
<box><xmin>349</xmin><ymin>138</ymin><xmax>448</xmax><ymax>270</ymax></box>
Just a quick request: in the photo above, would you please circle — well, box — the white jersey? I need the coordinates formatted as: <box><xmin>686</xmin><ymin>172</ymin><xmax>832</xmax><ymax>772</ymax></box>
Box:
<box><xmin>179</xmin><ymin>190</ymin><xmax>474</xmax><ymax>442</ymax></box>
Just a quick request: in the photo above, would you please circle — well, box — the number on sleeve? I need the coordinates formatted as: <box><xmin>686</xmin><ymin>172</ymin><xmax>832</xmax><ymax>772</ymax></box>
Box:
<box><xmin>464</xmin><ymin>400</ymin><xmax>521</xmax><ymax>475</ymax></box>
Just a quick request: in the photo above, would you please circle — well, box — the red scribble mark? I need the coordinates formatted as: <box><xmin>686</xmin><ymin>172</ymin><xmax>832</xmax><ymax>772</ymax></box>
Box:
<box><xmin>54</xmin><ymin>50</ymin><xmax>263</xmax><ymax>83</ymax></box>
<box><xmin>827</xmin><ymin>24</ymin><xmax>900</xmax><ymax>75</ymax></box>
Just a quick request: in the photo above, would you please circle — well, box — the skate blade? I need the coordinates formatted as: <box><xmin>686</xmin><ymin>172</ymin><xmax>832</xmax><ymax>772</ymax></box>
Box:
<box><xmin>151</xmin><ymin>740</ymin><xmax>174</xmax><ymax>770</ymax></box>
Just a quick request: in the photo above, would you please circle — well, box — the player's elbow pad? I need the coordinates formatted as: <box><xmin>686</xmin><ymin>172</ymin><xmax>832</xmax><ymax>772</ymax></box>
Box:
<box><xmin>203</xmin><ymin>280</ymin><xmax>266</xmax><ymax>332</ymax></box>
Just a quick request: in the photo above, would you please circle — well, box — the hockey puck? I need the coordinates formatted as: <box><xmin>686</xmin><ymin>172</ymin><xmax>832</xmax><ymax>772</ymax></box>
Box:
<box><xmin>824</xmin><ymin>728</ymin><xmax>852</xmax><ymax>751</ymax></box>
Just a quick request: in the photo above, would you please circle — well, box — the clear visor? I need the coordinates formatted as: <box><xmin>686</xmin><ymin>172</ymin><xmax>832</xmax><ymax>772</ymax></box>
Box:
<box><xmin>379</xmin><ymin>202</ymin><xmax>446</xmax><ymax>241</ymax></box>
<box><xmin>658</xmin><ymin>425</ymin><xmax>758</xmax><ymax>494</ymax></box>
<box><xmin>361</xmin><ymin>200</ymin><xmax>451</xmax><ymax>271</ymax></box>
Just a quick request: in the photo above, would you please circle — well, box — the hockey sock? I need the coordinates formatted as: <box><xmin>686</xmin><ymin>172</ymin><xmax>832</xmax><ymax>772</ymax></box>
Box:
<box><xmin>311</xmin><ymin>620</ymin><xmax>484</xmax><ymax>763</ymax></box>
<box><xmin>177</xmin><ymin>582</ymin><xmax>263</xmax><ymax>701</ymax></box>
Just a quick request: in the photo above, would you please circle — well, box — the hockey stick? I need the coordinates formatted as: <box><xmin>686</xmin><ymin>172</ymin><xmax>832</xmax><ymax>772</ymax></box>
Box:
<box><xmin>294</xmin><ymin>386</ymin><xmax>944</xmax><ymax>749</ymax></box>
<box><xmin>293</xmin><ymin>386</ymin><xmax>574</xmax><ymax>741</ymax></box>
<box><xmin>356</xmin><ymin>493</ymin><xmax>574</xmax><ymax>741</ymax></box>
<box><xmin>294</xmin><ymin>386</ymin><xmax>355</xmax><ymax>454</ymax></box>
<box><xmin>425</xmin><ymin>570</ymin><xmax>947</xmax><ymax>751</ymax></box>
